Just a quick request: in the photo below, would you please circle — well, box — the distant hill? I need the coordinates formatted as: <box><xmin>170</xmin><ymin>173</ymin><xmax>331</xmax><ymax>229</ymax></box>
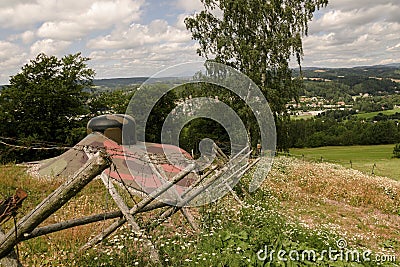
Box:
<box><xmin>92</xmin><ymin>76</ymin><xmax>192</xmax><ymax>91</ymax></box>
<box><xmin>300</xmin><ymin>63</ymin><xmax>400</xmax><ymax>80</ymax></box>
<box><xmin>1</xmin><ymin>63</ymin><xmax>399</xmax><ymax>90</ymax></box>
<box><xmin>0</xmin><ymin>76</ymin><xmax>190</xmax><ymax>91</ymax></box>
<box><xmin>302</xmin><ymin>63</ymin><xmax>400</xmax><ymax>70</ymax></box>
<box><xmin>93</xmin><ymin>77</ymin><xmax>149</xmax><ymax>88</ymax></box>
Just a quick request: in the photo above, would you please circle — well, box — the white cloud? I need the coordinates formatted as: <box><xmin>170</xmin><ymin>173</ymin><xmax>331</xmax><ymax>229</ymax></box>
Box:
<box><xmin>88</xmin><ymin>42</ymin><xmax>200</xmax><ymax>78</ymax></box>
<box><xmin>0</xmin><ymin>1</ymin><xmax>74</xmax><ymax>28</ymax></box>
<box><xmin>174</xmin><ymin>0</ymin><xmax>203</xmax><ymax>12</ymax></box>
<box><xmin>20</xmin><ymin>31</ymin><xmax>36</xmax><ymax>44</ymax></box>
<box><xmin>0</xmin><ymin>41</ymin><xmax>28</xmax><ymax>83</ymax></box>
<box><xmin>302</xmin><ymin>0</ymin><xmax>400</xmax><ymax>67</ymax></box>
<box><xmin>387</xmin><ymin>43</ymin><xmax>400</xmax><ymax>52</ymax></box>
<box><xmin>175</xmin><ymin>14</ymin><xmax>189</xmax><ymax>30</ymax></box>
<box><xmin>87</xmin><ymin>19</ymin><xmax>191</xmax><ymax>50</ymax></box>
<box><xmin>0</xmin><ymin>41</ymin><xmax>22</xmax><ymax>62</ymax></box>
<box><xmin>0</xmin><ymin>0</ymin><xmax>144</xmax><ymax>35</ymax></box>
<box><xmin>30</xmin><ymin>39</ymin><xmax>72</xmax><ymax>57</ymax></box>
<box><xmin>35</xmin><ymin>0</ymin><xmax>144</xmax><ymax>41</ymax></box>
<box><xmin>327</xmin><ymin>0</ymin><xmax>395</xmax><ymax>12</ymax></box>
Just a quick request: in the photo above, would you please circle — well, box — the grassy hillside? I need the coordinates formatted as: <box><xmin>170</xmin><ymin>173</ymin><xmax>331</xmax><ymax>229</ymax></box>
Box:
<box><xmin>0</xmin><ymin>158</ymin><xmax>399</xmax><ymax>266</ymax></box>
<box><xmin>290</xmin><ymin>144</ymin><xmax>400</xmax><ymax>181</ymax></box>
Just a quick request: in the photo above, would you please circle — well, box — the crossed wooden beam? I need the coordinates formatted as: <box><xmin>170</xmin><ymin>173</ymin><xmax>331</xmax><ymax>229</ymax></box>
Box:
<box><xmin>0</xmin><ymin>145</ymin><xmax>258</xmax><ymax>264</ymax></box>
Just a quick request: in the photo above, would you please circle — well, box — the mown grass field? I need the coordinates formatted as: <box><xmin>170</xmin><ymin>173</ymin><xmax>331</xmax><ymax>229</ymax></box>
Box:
<box><xmin>291</xmin><ymin>114</ymin><xmax>315</xmax><ymax>120</ymax></box>
<box><xmin>290</xmin><ymin>108</ymin><xmax>400</xmax><ymax>121</ymax></box>
<box><xmin>289</xmin><ymin>144</ymin><xmax>400</xmax><ymax>181</ymax></box>
<box><xmin>355</xmin><ymin>108</ymin><xmax>400</xmax><ymax>120</ymax></box>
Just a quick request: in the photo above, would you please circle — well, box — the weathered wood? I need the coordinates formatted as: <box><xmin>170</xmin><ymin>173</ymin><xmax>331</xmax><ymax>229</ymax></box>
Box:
<box><xmin>237</xmin><ymin>181</ymin><xmax>254</xmax><ymax>201</ymax></box>
<box><xmin>213</xmin><ymin>143</ymin><xmax>229</xmax><ymax>162</ymax></box>
<box><xmin>240</xmin><ymin>157</ymin><xmax>261</xmax><ymax>176</ymax></box>
<box><xmin>213</xmin><ymin>144</ymin><xmax>251</xmax><ymax>206</ymax></box>
<box><xmin>147</xmin><ymin>151</ymin><xmax>252</xmax><ymax>230</ymax></box>
<box><xmin>80</xmin><ymin>163</ymin><xmax>196</xmax><ymax>251</ymax></box>
<box><xmin>0</xmin><ymin>230</ymin><xmax>22</xmax><ymax>267</ymax></box>
<box><xmin>100</xmin><ymin>173</ymin><xmax>160</xmax><ymax>262</ymax></box>
<box><xmin>0</xmin><ymin>152</ymin><xmax>110</xmax><ymax>259</ymax></box>
<box><xmin>100</xmin><ymin>173</ymin><xmax>141</xmax><ymax>235</ymax></box>
<box><xmin>225</xmin><ymin>184</ymin><xmax>243</xmax><ymax>205</ymax></box>
<box><xmin>22</xmin><ymin>201</ymin><xmax>168</xmax><ymax>241</ymax></box>
<box><xmin>147</xmin><ymin>167</ymin><xmax>227</xmax><ymax>230</ymax></box>
<box><xmin>150</xmin><ymin>161</ymin><xmax>199</xmax><ymax>232</ymax></box>
<box><xmin>80</xmin><ymin>216</ymin><xmax>124</xmax><ymax>251</ymax></box>
<box><xmin>180</xmin><ymin>208</ymin><xmax>199</xmax><ymax>232</ymax></box>
<box><xmin>23</xmin><ymin>210</ymin><xmax>122</xmax><ymax>240</ymax></box>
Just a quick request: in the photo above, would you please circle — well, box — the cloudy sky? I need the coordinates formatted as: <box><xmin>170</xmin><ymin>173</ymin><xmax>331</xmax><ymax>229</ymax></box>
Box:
<box><xmin>0</xmin><ymin>0</ymin><xmax>399</xmax><ymax>84</ymax></box>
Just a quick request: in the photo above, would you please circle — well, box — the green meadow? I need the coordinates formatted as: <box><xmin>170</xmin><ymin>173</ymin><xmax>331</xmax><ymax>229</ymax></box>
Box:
<box><xmin>289</xmin><ymin>144</ymin><xmax>400</xmax><ymax>181</ymax></box>
<box><xmin>355</xmin><ymin>108</ymin><xmax>400</xmax><ymax>120</ymax></box>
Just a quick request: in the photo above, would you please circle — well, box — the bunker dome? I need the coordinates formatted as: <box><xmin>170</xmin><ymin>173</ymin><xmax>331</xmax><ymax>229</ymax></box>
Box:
<box><xmin>87</xmin><ymin>114</ymin><xmax>136</xmax><ymax>145</ymax></box>
<box><xmin>31</xmin><ymin>114</ymin><xmax>197</xmax><ymax>195</ymax></box>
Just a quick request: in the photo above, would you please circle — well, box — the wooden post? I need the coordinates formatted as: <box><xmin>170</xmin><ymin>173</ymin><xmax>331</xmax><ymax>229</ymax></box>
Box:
<box><xmin>147</xmin><ymin>168</ymin><xmax>226</xmax><ymax>231</ymax></box>
<box><xmin>0</xmin><ymin>230</ymin><xmax>22</xmax><ymax>267</ymax></box>
<box><xmin>22</xmin><ymin>201</ymin><xmax>168</xmax><ymax>241</ymax></box>
<box><xmin>213</xmin><ymin>143</ymin><xmax>229</xmax><ymax>162</ymax></box>
<box><xmin>100</xmin><ymin>173</ymin><xmax>160</xmax><ymax>262</ymax></box>
<box><xmin>147</xmin><ymin>156</ymin><xmax>252</xmax><ymax>231</ymax></box>
<box><xmin>211</xmin><ymin>144</ymin><xmax>252</xmax><ymax>205</ymax></box>
<box><xmin>0</xmin><ymin>152</ymin><xmax>110</xmax><ymax>259</ymax></box>
<box><xmin>80</xmin><ymin>163</ymin><xmax>196</xmax><ymax>251</ymax></box>
<box><xmin>149</xmin><ymin>160</ymin><xmax>200</xmax><ymax>232</ymax></box>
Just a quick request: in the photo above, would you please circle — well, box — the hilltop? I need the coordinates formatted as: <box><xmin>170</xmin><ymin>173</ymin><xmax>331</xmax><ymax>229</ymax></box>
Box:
<box><xmin>1</xmin><ymin>156</ymin><xmax>398</xmax><ymax>266</ymax></box>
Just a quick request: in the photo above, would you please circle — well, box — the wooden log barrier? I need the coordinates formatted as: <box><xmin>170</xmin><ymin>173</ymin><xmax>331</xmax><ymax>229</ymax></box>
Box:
<box><xmin>0</xmin><ymin>152</ymin><xmax>110</xmax><ymax>259</ymax></box>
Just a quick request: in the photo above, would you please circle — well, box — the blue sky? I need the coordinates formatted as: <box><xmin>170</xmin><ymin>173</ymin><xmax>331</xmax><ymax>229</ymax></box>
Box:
<box><xmin>0</xmin><ymin>0</ymin><xmax>399</xmax><ymax>84</ymax></box>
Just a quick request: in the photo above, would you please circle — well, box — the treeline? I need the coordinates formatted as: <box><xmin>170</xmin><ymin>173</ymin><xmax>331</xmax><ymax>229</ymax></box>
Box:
<box><xmin>288</xmin><ymin>118</ymin><xmax>400</xmax><ymax>148</ymax></box>
<box><xmin>303</xmin><ymin>81</ymin><xmax>353</xmax><ymax>102</ymax></box>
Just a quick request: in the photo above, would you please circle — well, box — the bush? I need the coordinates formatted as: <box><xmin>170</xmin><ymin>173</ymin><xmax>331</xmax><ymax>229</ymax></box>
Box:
<box><xmin>393</xmin><ymin>144</ymin><xmax>400</xmax><ymax>158</ymax></box>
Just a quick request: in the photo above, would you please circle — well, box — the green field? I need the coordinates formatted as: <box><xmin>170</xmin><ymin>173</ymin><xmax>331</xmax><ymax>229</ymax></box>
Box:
<box><xmin>289</xmin><ymin>144</ymin><xmax>400</xmax><ymax>181</ymax></box>
<box><xmin>291</xmin><ymin>114</ymin><xmax>314</xmax><ymax>120</ymax></box>
<box><xmin>291</xmin><ymin>108</ymin><xmax>400</xmax><ymax>121</ymax></box>
<box><xmin>355</xmin><ymin>108</ymin><xmax>400</xmax><ymax>120</ymax></box>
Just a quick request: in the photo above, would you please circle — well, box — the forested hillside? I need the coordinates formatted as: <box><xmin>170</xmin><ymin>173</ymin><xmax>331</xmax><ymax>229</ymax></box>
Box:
<box><xmin>286</xmin><ymin>64</ymin><xmax>400</xmax><ymax>149</ymax></box>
